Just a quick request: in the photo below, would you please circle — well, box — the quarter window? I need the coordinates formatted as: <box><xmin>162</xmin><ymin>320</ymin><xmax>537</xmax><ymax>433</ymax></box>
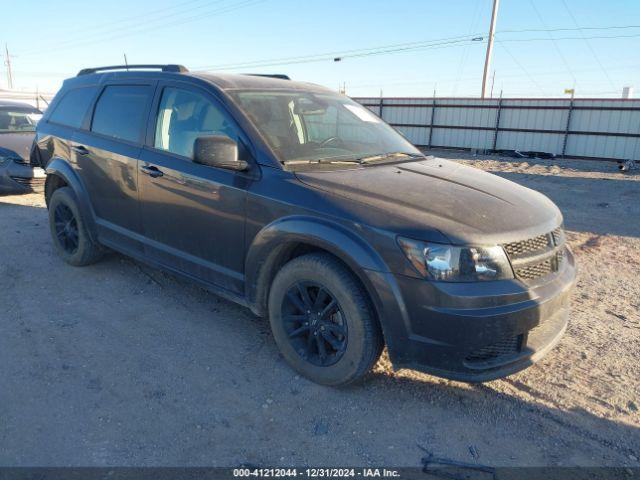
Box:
<box><xmin>91</xmin><ymin>85</ymin><xmax>152</xmax><ymax>143</ymax></box>
<box><xmin>48</xmin><ymin>87</ymin><xmax>98</xmax><ymax>129</ymax></box>
<box><xmin>154</xmin><ymin>87</ymin><xmax>237</xmax><ymax>159</ymax></box>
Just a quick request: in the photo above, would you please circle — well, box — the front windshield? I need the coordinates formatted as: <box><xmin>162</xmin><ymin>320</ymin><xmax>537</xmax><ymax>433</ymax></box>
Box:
<box><xmin>0</xmin><ymin>106</ymin><xmax>42</xmax><ymax>133</ymax></box>
<box><xmin>229</xmin><ymin>90</ymin><xmax>421</xmax><ymax>164</ymax></box>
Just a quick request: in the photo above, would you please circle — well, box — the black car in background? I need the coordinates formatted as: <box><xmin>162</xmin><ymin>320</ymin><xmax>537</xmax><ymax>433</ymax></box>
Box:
<box><xmin>33</xmin><ymin>65</ymin><xmax>576</xmax><ymax>385</ymax></box>
<box><xmin>0</xmin><ymin>100</ymin><xmax>45</xmax><ymax>194</ymax></box>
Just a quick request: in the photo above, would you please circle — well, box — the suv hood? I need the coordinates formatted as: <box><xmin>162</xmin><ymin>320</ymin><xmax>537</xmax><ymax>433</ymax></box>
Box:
<box><xmin>0</xmin><ymin>132</ymin><xmax>35</xmax><ymax>161</ymax></box>
<box><xmin>295</xmin><ymin>158</ymin><xmax>562</xmax><ymax>245</ymax></box>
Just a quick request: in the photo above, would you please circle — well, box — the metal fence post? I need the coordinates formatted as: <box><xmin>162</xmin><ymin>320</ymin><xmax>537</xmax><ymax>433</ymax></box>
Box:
<box><xmin>378</xmin><ymin>97</ymin><xmax>384</xmax><ymax>121</ymax></box>
<box><xmin>427</xmin><ymin>98</ymin><xmax>436</xmax><ymax>148</ymax></box>
<box><xmin>492</xmin><ymin>97</ymin><xmax>502</xmax><ymax>151</ymax></box>
<box><xmin>561</xmin><ymin>99</ymin><xmax>574</xmax><ymax>157</ymax></box>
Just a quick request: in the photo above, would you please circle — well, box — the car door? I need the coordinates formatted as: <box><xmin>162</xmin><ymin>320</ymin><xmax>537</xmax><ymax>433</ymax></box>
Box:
<box><xmin>72</xmin><ymin>81</ymin><xmax>155</xmax><ymax>254</ymax></box>
<box><xmin>138</xmin><ymin>82</ymin><xmax>256</xmax><ymax>294</ymax></box>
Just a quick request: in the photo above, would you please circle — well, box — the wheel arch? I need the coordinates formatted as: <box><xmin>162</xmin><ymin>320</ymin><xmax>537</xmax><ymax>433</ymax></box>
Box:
<box><xmin>245</xmin><ymin>216</ymin><xmax>388</xmax><ymax>321</ymax></box>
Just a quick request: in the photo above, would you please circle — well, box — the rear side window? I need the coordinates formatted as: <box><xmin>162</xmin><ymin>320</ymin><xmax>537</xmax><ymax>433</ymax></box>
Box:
<box><xmin>91</xmin><ymin>85</ymin><xmax>152</xmax><ymax>143</ymax></box>
<box><xmin>48</xmin><ymin>87</ymin><xmax>98</xmax><ymax>128</ymax></box>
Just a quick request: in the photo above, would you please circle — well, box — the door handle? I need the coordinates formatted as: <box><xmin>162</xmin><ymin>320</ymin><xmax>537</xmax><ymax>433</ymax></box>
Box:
<box><xmin>71</xmin><ymin>145</ymin><xmax>90</xmax><ymax>156</ymax></box>
<box><xmin>141</xmin><ymin>165</ymin><xmax>164</xmax><ymax>178</ymax></box>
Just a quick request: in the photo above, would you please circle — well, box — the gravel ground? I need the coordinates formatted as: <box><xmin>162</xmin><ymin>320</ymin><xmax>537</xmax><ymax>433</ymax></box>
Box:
<box><xmin>0</xmin><ymin>152</ymin><xmax>638</xmax><ymax>468</ymax></box>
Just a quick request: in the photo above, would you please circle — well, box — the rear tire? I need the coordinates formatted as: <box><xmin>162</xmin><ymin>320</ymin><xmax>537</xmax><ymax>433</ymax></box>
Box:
<box><xmin>48</xmin><ymin>187</ymin><xmax>103</xmax><ymax>266</ymax></box>
<box><xmin>268</xmin><ymin>253</ymin><xmax>383</xmax><ymax>386</ymax></box>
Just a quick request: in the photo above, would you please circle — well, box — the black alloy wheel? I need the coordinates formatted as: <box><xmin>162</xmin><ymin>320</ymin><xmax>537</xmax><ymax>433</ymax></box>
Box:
<box><xmin>281</xmin><ymin>282</ymin><xmax>348</xmax><ymax>367</ymax></box>
<box><xmin>53</xmin><ymin>203</ymin><xmax>79</xmax><ymax>254</ymax></box>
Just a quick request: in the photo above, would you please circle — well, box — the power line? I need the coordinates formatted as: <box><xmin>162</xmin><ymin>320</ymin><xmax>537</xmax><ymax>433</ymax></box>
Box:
<box><xmin>11</xmin><ymin>32</ymin><xmax>640</xmax><ymax>90</ymax></box>
<box><xmin>23</xmin><ymin>0</ymin><xmax>219</xmax><ymax>54</ymax></box>
<box><xmin>193</xmin><ymin>34</ymin><xmax>484</xmax><ymax>70</ymax></box>
<box><xmin>345</xmin><ymin>61</ymin><xmax>640</xmax><ymax>91</ymax></box>
<box><xmin>453</xmin><ymin>0</ymin><xmax>485</xmax><ymax>96</ymax></box>
<box><xmin>560</xmin><ymin>0</ymin><xmax>615</xmax><ymax>91</ymax></box>
<box><xmin>10</xmin><ymin>20</ymin><xmax>640</xmax><ymax>96</ymax></box>
<box><xmin>197</xmin><ymin>33</ymin><xmax>485</xmax><ymax>69</ymax></box>
<box><xmin>19</xmin><ymin>0</ymin><xmax>265</xmax><ymax>58</ymax></box>
<box><xmin>528</xmin><ymin>0</ymin><xmax>578</xmax><ymax>87</ymax></box>
<box><xmin>498</xmin><ymin>24</ymin><xmax>640</xmax><ymax>35</ymax></box>
<box><xmin>500</xmin><ymin>32</ymin><xmax>640</xmax><ymax>43</ymax></box>
<box><xmin>193</xmin><ymin>29</ymin><xmax>640</xmax><ymax>72</ymax></box>
<box><xmin>495</xmin><ymin>40</ymin><xmax>547</xmax><ymax>96</ymax></box>
<box><xmin>17</xmin><ymin>0</ymin><xmax>221</xmax><ymax>56</ymax></box>
<box><xmin>17</xmin><ymin>58</ymin><xmax>639</xmax><ymax>85</ymax></box>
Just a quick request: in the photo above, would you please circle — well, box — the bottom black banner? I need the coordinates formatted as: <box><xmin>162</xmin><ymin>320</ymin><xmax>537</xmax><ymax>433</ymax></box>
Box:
<box><xmin>0</xmin><ymin>467</ymin><xmax>637</xmax><ymax>480</ymax></box>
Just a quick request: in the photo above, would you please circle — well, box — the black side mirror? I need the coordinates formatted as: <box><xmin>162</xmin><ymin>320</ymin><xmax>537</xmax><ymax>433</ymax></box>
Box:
<box><xmin>193</xmin><ymin>135</ymin><xmax>248</xmax><ymax>171</ymax></box>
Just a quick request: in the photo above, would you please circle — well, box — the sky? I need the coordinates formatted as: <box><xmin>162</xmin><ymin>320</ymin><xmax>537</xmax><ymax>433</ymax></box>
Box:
<box><xmin>2</xmin><ymin>0</ymin><xmax>640</xmax><ymax>98</ymax></box>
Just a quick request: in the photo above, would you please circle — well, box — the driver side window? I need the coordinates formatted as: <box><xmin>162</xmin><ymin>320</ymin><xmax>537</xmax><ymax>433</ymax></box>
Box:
<box><xmin>154</xmin><ymin>87</ymin><xmax>238</xmax><ymax>159</ymax></box>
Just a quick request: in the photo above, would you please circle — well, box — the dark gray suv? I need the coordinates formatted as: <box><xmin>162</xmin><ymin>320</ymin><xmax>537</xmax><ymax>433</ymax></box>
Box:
<box><xmin>33</xmin><ymin>65</ymin><xmax>576</xmax><ymax>385</ymax></box>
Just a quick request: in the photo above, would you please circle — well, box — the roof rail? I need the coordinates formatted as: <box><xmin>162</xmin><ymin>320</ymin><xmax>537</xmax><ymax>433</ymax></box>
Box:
<box><xmin>77</xmin><ymin>64</ymin><xmax>189</xmax><ymax>76</ymax></box>
<box><xmin>244</xmin><ymin>74</ymin><xmax>291</xmax><ymax>80</ymax></box>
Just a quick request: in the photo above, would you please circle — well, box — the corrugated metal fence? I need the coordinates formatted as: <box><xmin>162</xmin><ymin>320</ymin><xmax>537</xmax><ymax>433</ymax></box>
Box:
<box><xmin>354</xmin><ymin>97</ymin><xmax>640</xmax><ymax>161</ymax></box>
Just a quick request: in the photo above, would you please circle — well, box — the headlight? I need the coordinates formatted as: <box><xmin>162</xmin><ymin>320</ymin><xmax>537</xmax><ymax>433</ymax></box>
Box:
<box><xmin>397</xmin><ymin>237</ymin><xmax>514</xmax><ymax>282</ymax></box>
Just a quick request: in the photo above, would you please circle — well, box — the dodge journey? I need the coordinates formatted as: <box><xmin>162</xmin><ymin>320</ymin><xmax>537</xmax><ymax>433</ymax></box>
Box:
<box><xmin>33</xmin><ymin>64</ymin><xmax>576</xmax><ymax>385</ymax></box>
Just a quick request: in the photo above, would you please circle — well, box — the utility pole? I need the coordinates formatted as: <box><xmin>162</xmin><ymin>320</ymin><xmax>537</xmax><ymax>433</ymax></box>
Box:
<box><xmin>481</xmin><ymin>0</ymin><xmax>500</xmax><ymax>98</ymax></box>
<box><xmin>4</xmin><ymin>44</ymin><xmax>15</xmax><ymax>90</ymax></box>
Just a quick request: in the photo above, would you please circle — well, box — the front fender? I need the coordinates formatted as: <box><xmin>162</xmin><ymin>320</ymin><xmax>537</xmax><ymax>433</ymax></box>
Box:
<box><xmin>245</xmin><ymin>215</ymin><xmax>389</xmax><ymax>317</ymax></box>
<box><xmin>45</xmin><ymin>158</ymin><xmax>98</xmax><ymax>242</ymax></box>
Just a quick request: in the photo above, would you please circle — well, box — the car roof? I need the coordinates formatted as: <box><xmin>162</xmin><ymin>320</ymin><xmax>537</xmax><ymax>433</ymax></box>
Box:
<box><xmin>65</xmin><ymin>68</ymin><xmax>334</xmax><ymax>95</ymax></box>
<box><xmin>188</xmin><ymin>72</ymin><xmax>333</xmax><ymax>94</ymax></box>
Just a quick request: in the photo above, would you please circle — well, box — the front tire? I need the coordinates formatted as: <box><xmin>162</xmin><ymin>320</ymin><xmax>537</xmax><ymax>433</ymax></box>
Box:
<box><xmin>48</xmin><ymin>186</ymin><xmax>103</xmax><ymax>266</ymax></box>
<box><xmin>268</xmin><ymin>253</ymin><xmax>383</xmax><ymax>386</ymax></box>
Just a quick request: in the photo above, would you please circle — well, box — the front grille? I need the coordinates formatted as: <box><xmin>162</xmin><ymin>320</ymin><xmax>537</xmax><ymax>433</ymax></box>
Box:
<box><xmin>465</xmin><ymin>334</ymin><xmax>522</xmax><ymax>364</ymax></box>
<box><xmin>515</xmin><ymin>259</ymin><xmax>553</xmax><ymax>280</ymax></box>
<box><xmin>503</xmin><ymin>227</ymin><xmax>565</xmax><ymax>282</ymax></box>
<box><xmin>11</xmin><ymin>176</ymin><xmax>45</xmax><ymax>191</ymax></box>
<box><xmin>503</xmin><ymin>233</ymin><xmax>551</xmax><ymax>258</ymax></box>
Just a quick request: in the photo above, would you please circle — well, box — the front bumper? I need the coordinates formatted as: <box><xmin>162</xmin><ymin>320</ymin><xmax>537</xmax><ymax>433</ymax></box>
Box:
<box><xmin>0</xmin><ymin>161</ymin><xmax>46</xmax><ymax>194</ymax></box>
<box><xmin>368</xmin><ymin>248</ymin><xmax>576</xmax><ymax>382</ymax></box>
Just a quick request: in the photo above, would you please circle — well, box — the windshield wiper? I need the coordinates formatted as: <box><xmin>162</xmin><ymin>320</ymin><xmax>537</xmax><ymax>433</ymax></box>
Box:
<box><xmin>283</xmin><ymin>158</ymin><xmax>362</xmax><ymax>166</ymax></box>
<box><xmin>283</xmin><ymin>152</ymin><xmax>426</xmax><ymax>167</ymax></box>
<box><xmin>358</xmin><ymin>152</ymin><xmax>425</xmax><ymax>164</ymax></box>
